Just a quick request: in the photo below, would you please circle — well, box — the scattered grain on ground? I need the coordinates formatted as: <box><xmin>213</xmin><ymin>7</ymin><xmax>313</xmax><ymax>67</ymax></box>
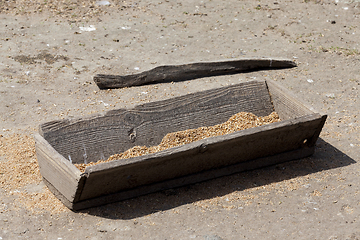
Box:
<box><xmin>0</xmin><ymin>134</ymin><xmax>68</xmax><ymax>213</ymax></box>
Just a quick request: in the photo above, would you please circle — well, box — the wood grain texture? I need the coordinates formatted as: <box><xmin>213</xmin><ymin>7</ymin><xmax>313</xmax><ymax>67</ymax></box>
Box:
<box><xmin>39</xmin><ymin>80</ymin><xmax>274</xmax><ymax>164</ymax></box>
<box><xmin>34</xmin><ymin>133</ymin><xmax>84</xmax><ymax>202</ymax></box>
<box><xmin>78</xmin><ymin>114</ymin><xmax>324</xmax><ymax>201</ymax></box>
<box><xmin>72</xmin><ymin>147</ymin><xmax>315</xmax><ymax>211</ymax></box>
<box><xmin>36</xmin><ymin>79</ymin><xmax>327</xmax><ymax>210</ymax></box>
<box><xmin>266</xmin><ymin>80</ymin><xmax>314</xmax><ymax>120</ymax></box>
<box><xmin>42</xmin><ymin>177</ymin><xmax>75</xmax><ymax>210</ymax></box>
<box><xmin>93</xmin><ymin>58</ymin><xmax>296</xmax><ymax>89</ymax></box>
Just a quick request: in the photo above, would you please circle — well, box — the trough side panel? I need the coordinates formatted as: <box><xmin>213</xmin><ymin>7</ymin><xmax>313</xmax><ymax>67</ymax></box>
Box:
<box><xmin>40</xmin><ymin>116</ymin><xmax>134</xmax><ymax>165</ymax></box>
<box><xmin>79</xmin><ymin>114</ymin><xmax>323</xmax><ymax>200</ymax></box>
<box><xmin>126</xmin><ymin>80</ymin><xmax>274</xmax><ymax>148</ymax></box>
<box><xmin>266</xmin><ymin>80</ymin><xmax>314</xmax><ymax>120</ymax></box>
<box><xmin>34</xmin><ymin>134</ymin><xmax>82</xmax><ymax>203</ymax></box>
<box><xmin>73</xmin><ymin>147</ymin><xmax>314</xmax><ymax>210</ymax></box>
<box><xmin>39</xmin><ymin>81</ymin><xmax>274</xmax><ymax>164</ymax></box>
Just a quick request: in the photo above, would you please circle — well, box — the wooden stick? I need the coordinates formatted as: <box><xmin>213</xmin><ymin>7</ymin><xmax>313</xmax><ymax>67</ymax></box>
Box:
<box><xmin>93</xmin><ymin>58</ymin><xmax>296</xmax><ymax>89</ymax></box>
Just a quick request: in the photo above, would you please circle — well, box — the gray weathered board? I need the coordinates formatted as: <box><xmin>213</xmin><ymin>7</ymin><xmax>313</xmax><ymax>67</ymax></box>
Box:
<box><xmin>35</xmin><ymin>80</ymin><xmax>327</xmax><ymax>210</ymax></box>
<box><xmin>93</xmin><ymin>58</ymin><xmax>297</xmax><ymax>89</ymax></box>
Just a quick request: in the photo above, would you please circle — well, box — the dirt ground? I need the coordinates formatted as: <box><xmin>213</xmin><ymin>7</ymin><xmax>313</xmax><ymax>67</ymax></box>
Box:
<box><xmin>0</xmin><ymin>0</ymin><xmax>359</xmax><ymax>239</ymax></box>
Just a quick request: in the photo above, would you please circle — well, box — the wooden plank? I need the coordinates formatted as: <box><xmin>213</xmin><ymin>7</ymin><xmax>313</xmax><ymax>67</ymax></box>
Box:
<box><xmin>42</xmin><ymin>177</ymin><xmax>75</xmax><ymax>210</ymax></box>
<box><xmin>34</xmin><ymin>133</ymin><xmax>85</xmax><ymax>202</ymax></box>
<box><xmin>78</xmin><ymin>114</ymin><xmax>324</xmax><ymax>201</ymax></box>
<box><xmin>39</xmin><ymin>80</ymin><xmax>274</xmax><ymax>164</ymax></box>
<box><xmin>72</xmin><ymin>147</ymin><xmax>314</xmax><ymax>210</ymax></box>
<box><xmin>93</xmin><ymin>58</ymin><xmax>296</xmax><ymax>89</ymax></box>
<box><xmin>266</xmin><ymin>80</ymin><xmax>315</xmax><ymax>120</ymax></box>
<box><xmin>265</xmin><ymin>80</ymin><xmax>327</xmax><ymax>143</ymax></box>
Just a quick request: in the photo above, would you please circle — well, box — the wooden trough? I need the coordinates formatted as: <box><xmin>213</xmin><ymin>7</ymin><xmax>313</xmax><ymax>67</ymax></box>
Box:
<box><xmin>35</xmin><ymin>80</ymin><xmax>327</xmax><ymax>210</ymax></box>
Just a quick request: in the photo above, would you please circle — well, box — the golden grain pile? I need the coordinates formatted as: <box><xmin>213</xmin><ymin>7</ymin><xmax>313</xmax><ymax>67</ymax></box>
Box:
<box><xmin>0</xmin><ymin>133</ymin><xmax>68</xmax><ymax>213</ymax></box>
<box><xmin>0</xmin><ymin>134</ymin><xmax>39</xmax><ymax>191</ymax></box>
<box><xmin>75</xmin><ymin>111</ymin><xmax>281</xmax><ymax>172</ymax></box>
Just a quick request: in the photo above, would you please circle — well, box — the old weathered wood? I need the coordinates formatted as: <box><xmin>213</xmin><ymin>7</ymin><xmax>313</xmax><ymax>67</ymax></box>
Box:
<box><xmin>266</xmin><ymin>80</ymin><xmax>314</xmax><ymax>120</ymax></box>
<box><xmin>93</xmin><ymin>58</ymin><xmax>296</xmax><ymax>89</ymax></box>
<box><xmin>40</xmin><ymin>81</ymin><xmax>274</xmax><ymax>164</ymax></box>
<box><xmin>79</xmin><ymin>113</ymin><xmax>324</xmax><ymax>201</ymax></box>
<box><xmin>34</xmin><ymin>133</ymin><xmax>85</xmax><ymax>203</ymax></box>
<box><xmin>35</xmin><ymin>79</ymin><xmax>327</xmax><ymax>210</ymax></box>
<box><xmin>72</xmin><ymin>147</ymin><xmax>315</xmax><ymax>210</ymax></box>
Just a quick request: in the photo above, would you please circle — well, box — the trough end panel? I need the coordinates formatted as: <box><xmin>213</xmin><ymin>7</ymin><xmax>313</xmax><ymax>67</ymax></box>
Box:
<box><xmin>266</xmin><ymin>80</ymin><xmax>315</xmax><ymax>120</ymax></box>
<box><xmin>34</xmin><ymin>133</ymin><xmax>82</xmax><ymax>203</ymax></box>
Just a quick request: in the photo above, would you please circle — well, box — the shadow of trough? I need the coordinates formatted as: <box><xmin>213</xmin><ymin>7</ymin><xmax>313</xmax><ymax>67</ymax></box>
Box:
<box><xmin>80</xmin><ymin>138</ymin><xmax>356</xmax><ymax>219</ymax></box>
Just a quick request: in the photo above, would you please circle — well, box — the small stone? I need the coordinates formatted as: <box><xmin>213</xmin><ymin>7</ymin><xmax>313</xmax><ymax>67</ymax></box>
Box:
<box><xmin>79</xmin><ymin>25</ymin><xmax>96</xmax><ymax>32</ymax></box>
<box><xmin>204</xmin><ymin>235</ymin><xmax>223</xmax><ymax>240</ymax></box>
<box><xmin>326</xmin><ymin>93</ymin><xmax>335</xmax><ymax>99</ymax></box>
<box><xmin>96</xmin><ymin>1</ymin><xmax>111</xmax><ymax>6</ymax></box>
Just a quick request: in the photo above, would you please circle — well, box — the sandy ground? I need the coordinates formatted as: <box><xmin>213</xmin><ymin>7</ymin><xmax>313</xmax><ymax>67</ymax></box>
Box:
<box><xmin>0</xmin><ymin>0</ymin><xmax>360</xmax><ymax>239</ymax></box>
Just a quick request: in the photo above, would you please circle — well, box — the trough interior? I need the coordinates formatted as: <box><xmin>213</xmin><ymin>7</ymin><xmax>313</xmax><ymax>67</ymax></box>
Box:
<box><xmin>39</xmin><ymin>80</ymin><xmax>313</xmax><ymax>165</ymax></box>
